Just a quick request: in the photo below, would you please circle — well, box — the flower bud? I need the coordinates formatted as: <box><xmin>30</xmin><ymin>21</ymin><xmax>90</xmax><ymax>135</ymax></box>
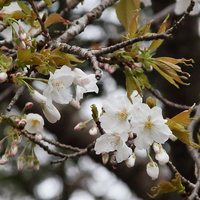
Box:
<box><xmin>0</xmin><ymin>154</ymin><xmax>9</xmax><ymax>165</ymax></box>
<box><xmin>34</xmin><ymin>160</ymin><xmax>40</xmax><ymax>171</ymax></box>
<box><xmin>0</xmin><ymin>72</ymin><xmax>7</xmax><ymax>83</ymax></box>
<box><xmin>146</xmin><ymin>161</ymin><xmax>159</xmax><ymax>180</ymax></box>
<box><xmin>35</xmin><ymin>133</ymin><xmax>43</xmax><ymax>141</ymax></box>
<box><xmin>17</xmin><ymin>155</ymin><xmax>26</xmax><ymax>171</ymax></box>
<box><xmin>18</xmin><ymin>119</ymin><xmax>27</xmax><ymax>128</ymax></box>
<box><xmin>9</xmin><ymin>143</ymin><xmax>18</xmax><ymax>157</ymax></box>
<box><xmin>153</xmin><ymin>142</ymin><xmax>160</xmax><ymax>154</ymax></box>
<box><xmin>74</xmin><ymin>121</ymin><xmax>88</xmax><ymax>131</ymax></box>
<box><xmin>30</xmin><ymin>90</ymin><xmax>47</xmax><ymax>104</ymax></box>
<box><xmin>155</xmin><ymin>149</ymin><xmax>169</xmax><ymax>165</ymax></box>
<box><xmin>25</xmin><ymin>102</ymin><xmax>34</xmax><ymax>109</ymax></box>
<box><xmin>125</xmin><ymin>153</ymin><xmax>136</xmax><ymax>168</ymax></box>
<box><xmin>102</xmin><ymin>152</ymin><xmax>109</xmax><ymax>165</ymax></box>
<box><xmin>89</xmin><ymin>125</ymin><xmax>98</xmax><ymax>135</ymax></box>
<box><xmin>27</xmin><ymin>155</ymin><xmax>34</xmax><ymax>169</ymax></box>
<box><xmin>70</xmin><ymin>98</ymin><xmax>81</xmax><ymax>109</ymax></box>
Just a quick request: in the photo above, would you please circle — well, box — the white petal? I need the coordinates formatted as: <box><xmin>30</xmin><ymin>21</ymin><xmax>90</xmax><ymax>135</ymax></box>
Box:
<box><xmin>116</xmin><ymin>143</ymin><xmax>132</xmax><ymax>163</ymax></box>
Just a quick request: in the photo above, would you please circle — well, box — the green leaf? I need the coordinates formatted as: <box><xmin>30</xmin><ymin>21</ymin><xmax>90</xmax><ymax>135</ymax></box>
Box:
<box><xmin>124</xmin><ymin>66</ymin><xmax>142</xmax><ymax>103</ymax></box>
<box><xmin>116</xmin><ymin>0</ymin><xmax>140</xmax><ymax>31</ymax></box>
<box><xmin>43</xmin><ymin>0</ymin><xmax>52</xmax><ymax>7</ymax></box>
<box><xmin>148</xmin><ymin>15</ymin><xmax>169</xmax><ymax>51</ymax></box>
<box><xmin>17</xmin><ymin>1</ymin><xmax>31</xmax><ymax>15</ymax></box>
<box><xmin>166</xmin><ymin>111</ymin><xmax>200</xmax><ymax>148</ymax></box>
<box><xmin>91</xmin><ymin>104</ymin><xmax>99</xmax><ymax>122</ymax></box>
<box><xmin>149</xmin><ymin>173</ymin><xmax>185</xmax><ymax>198</ymax></box>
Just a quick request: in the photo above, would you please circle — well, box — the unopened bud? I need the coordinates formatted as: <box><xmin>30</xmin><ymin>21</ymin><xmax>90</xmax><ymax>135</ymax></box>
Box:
<box><xmin>125</xmin><ymin>153</ymin><xmax>136</xmax><ymax>168</ymax></box>
<box><xmin>25</xmin><ymin>102</ymin><xmax>34</xmax><ymax>109</ymax></box>
<box><xmin>89</xmin><ymin>125</ymin><xmax>98</xmax><ymax>135</ymax></box>
<box><xmin>9</xmin><ymin>143</ymin><xmax>18</xmax><ymax>157</ymax></box>
<box><xmin>102</xmin><ymin>152</ymin><xmax>109</xmax><ymax>165</ymax></box>
<box><xmin>153</xmin><ymin>142</ymin><xmax>160</xmax><ymax>154</ymax></box>
<box><xmin>18</xmin><ymin>119</ymin><xmax>27</xmax><ymax>128</ymax></box>
<box><xmin>155</xmin><ymin>148</ymin><xmax>169</xmax><ymax>165</ymax></box>
<box><xmin>27</xmin><ymin>155</ymin><xmax>34</xmax><ymax>169</ymax></box>
<box><xmin>19</xmin><ymin>41</ymin><xmax>26</xmax><ymax>49</ymax></box>
<box><xmin>30</xmin><ymin>90</ymin><xmax>47</xmax><ymax>104</ymax></box>
<box><xmin>146</xmin><ymin>161</ymin><xmax>159</xmax><ymax>180</ymax></box>
<box><xmin>33</xmin><ymin>157</ymin><xmax>40</xmax><ymax>171</ymax></box>
<box><xmin>35</xmin><ymin>133</ymin><xmax>43</xmax><ymax>141</ymax></box>
<box><xmin>74</xmin><ymin>121</ymin><xmax>88</xmax><ymax>131</ymax></box>
<box><xmin>0</xmin><ymin>72</ymin><xmax>7</xmax><ymax>83</ymax></box>
<box><xmin>17</xmin><ymin>155</ymin><xmax>26</xmax><ymax>171</ymax></box>
<box><xmin>70</xmin><ymin>98</ymin><xmax>81</xmax><ymax>109</ymax></box>
<box><xmin>0</xmin><ymin>154</ymin><xmax>9</xmax><ymax>165</ymax></box>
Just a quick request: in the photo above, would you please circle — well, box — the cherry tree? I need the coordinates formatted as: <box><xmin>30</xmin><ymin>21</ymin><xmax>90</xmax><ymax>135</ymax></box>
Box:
<box><xmin>0</xmin><ymin>0</ymin><xmax>199</xmax><ymax>199</ymax></box>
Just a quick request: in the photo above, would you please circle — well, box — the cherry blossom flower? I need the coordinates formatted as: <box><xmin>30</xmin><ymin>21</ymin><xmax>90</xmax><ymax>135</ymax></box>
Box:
<box><xmin>146</xmin><ymin>161</ymin><xmax>159</xmax><ymax>180</ymax></box>
<box><xmin>175</xmin><ymin>0</ymin><xmax>200</xmax><ymax>15</ymax></box>
<box><xmin>100</xmin><ymin>91</ymin><xmax>142</xmax><ymax>133</ymax></box>
<box><xmin>130</xmin><ymin>103</ymin><xmax>172</xmax><ymax>150</ymax></box>
<box><xmin>73</xmin><ymin>68</ymin><xmax>99</xmax><ymax>106</ymax></box>
<box><xmin>25</xmin><ymin>113</ymin><xmax>44</xmax><ymax>133</ymax></box>
<box><xmin>43</xmin><ymin>65</ymin><xmax>74</xmax><ymax>105</ymax></box>
<box><xmin>94</xmin><ymin>132</ymin><xmax>132</xmax><ymax>163</ymax></box>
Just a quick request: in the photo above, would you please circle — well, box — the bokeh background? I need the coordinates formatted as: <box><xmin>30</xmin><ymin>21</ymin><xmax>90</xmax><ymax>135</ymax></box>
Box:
<box><xmin>0</xmin><ymin>0</ymin><xmax>200</xmax><ymax>199</ymax></box>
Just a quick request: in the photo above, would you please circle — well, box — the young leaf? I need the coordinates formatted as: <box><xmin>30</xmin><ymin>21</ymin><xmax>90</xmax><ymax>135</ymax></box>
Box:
<box><xmin>148</xmin><ymin>15</ymin><xmax>169</xmax><ymax>51</ymax></box>
<box><xmin>116</xmin><ymin>0</ymin><xmax>140</xmax><ymax>31</ymax></box>
<box><xmin>44</xmin><ymin>13</ymin><xmax>71</xmax><ymax>28</ymax></box>
<box><xmin>149</xmin><ymin>173</ymin><xmax>185</xmax><ymax>198</ymax></box>
<box><xmin>43</xmin><ymin>0</ymin><xmax>52</xmax><ymax>7</ymax></box>
<box><xmin>166</xmin><ymin>106</ymin><xmax>200</xmax><ymax>148</ymax></box>
<box><xmin>124</xmin><ymin>66</ymin><xmax>142</xmax><ymax>103</ymax></box>
<box><xmin>17</xmin><ymin>1</ymin><xmax>31</xmax><ymax>15</ymax></box>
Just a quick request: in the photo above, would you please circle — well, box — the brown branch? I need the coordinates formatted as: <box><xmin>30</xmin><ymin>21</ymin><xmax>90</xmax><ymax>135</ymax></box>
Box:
<box><xmin>56</xmin><ymin>0</ymin><xmax>118</xmax><ymax>43</ymax></box>
<box><xmin>7</xmin><ymin>85</ymin><xmax>26</xmax><ymax>112</ymax></box>
<box><xmin>167</xmin><ymin>161</ymin><xmax>196</xmax><ymax>190</ymax></box>
<box><xmin>27</xmin><ymin>0</ymin><xmax>51</xmax><ymax>41</ymax></box>
<box><xmin>42</xmin><ymin>136</ymin><xmax>83</xmax><ymax>152</ymax></box>
<box><xmin>147</xmin><ymin>87</ymin><xmax>192</xmax><ymax>110</ymax></box>
<box><xmin>51</xmin><ymin>141</ymin><xmax>95</xmax><ymax>164</ymax></box>
<box><xmin>36</xmin><ymin>0</ymin><xmax>58</xmax><ymax>11</ymax></box>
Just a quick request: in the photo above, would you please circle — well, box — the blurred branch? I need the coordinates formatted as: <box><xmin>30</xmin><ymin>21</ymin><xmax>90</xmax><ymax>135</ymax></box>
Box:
<box><xmin>60</xmin><ymin>0</ymin><xmax>84</xmax><ymax>17</ymax></box>
<box><xmin>56</xmin><ymin>0</ymin><xmax>118</xmax><ymax>43</ymax></box>
<box><xmin>37</xmin><ymin>0</ymin><xmax>58</xmax><ymax>11</ymax></box>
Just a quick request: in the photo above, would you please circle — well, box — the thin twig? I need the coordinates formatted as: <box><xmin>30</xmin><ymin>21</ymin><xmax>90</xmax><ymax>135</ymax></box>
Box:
<box><xmin>148</xmin><ymin>87</ymin><xmax>192</xmax><ymax>110</ymax></box>
<box><xmin>42</xmin><ymin>136</ymin><xmax>83</xmax><ymax>152</ymax></box>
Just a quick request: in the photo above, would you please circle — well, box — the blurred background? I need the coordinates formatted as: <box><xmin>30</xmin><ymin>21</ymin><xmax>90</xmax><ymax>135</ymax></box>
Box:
<box><xmin>0</xmin><ymin>0</ymin><xmax>200</xmax><ymax>199</ymax></box>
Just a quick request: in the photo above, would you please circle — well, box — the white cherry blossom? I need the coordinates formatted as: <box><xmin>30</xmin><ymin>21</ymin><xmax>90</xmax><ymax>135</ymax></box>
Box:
<box><xmin>100</xmin><ymin>94</ymin><xmax>133</xmax><ymax>133</ymax></box>
<box><xmin>30</xmin><ymin>90</ymin><xmax>47</xmax><ymax>104</ymax></box>
<box><xmin>155</xmin><ymin>148</ymin><xmax>169</xmax><ymax>165</ymax></box>
<box><xmin>43</xmin><ymin>65</ymin><xmax>74</xmax><ymax>105</ymax></box>
<box><xmin>25</xmin><ymin>113</ymin><xmax>44</xmax><ymax>133</ymax></box>
<box><xmin>94</xmin><ymin>132</ymin><xmax>132</xmax><ymax>163</ymax></box>
<box><xmin>130</xmin><ymin>103</ymin><xmax>172</xmax><ymax>150</ymax></box>
<box><xmin>73</xmin><ymin>68</ymin><xmax>99</xmax><ymax>105</ymax></box>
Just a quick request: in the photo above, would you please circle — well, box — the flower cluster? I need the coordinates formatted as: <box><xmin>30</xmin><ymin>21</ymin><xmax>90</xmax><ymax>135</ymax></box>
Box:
<box><xmin>94</xmin><ymin>90</ymin><xmax>172</xmax><ymax>179</ymax></box>
<box><xmin>30</xmin><ymin>65</ymin><xmax>99</xmax><ymax>123</ymax></box>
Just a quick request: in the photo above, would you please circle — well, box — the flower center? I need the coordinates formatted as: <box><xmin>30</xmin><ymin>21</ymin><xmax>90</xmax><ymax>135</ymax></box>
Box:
<box><xmin>52</xmin><ymin>80</ymin><xmax>65</xmax><ymax>91</ymax></box>
<box><xmin>110</xmin><ymin>135</ymin><xmax>121</xmax><ymax>146</ymax></box>
<box><xmin>145</xmin><ymin>115</ymin><xmax>154</xmax><ymax>129</ymax></box>
<box><xmin>115</xmin><ymin>109</ymin><xmax>128</xmax><ymax>121</ymax></box>
<box><xmin>31</xmin><ymin>119</ymin><xmax>40</xmax><ymax>126</ymax></box>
